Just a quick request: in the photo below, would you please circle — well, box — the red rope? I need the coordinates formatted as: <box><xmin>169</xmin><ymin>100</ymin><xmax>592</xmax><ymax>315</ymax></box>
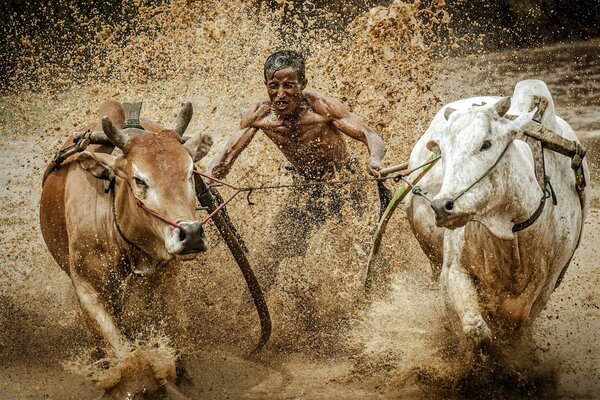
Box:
<box><xmin>193</xmin><ymin>171</ymin><xmax>242</xmax><ymax>224</ymax></box>
<box><xmin>134</xmin><ymin>197</ymin><xmax>181</xmax><ymax>229</ymax></box>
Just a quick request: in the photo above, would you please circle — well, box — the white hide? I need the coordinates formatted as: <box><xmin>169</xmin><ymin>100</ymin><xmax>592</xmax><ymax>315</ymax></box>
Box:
<box><xmin>406</xmin><ymin>80</ymin><xmax>589</xmax><ymax>347</ymax></box>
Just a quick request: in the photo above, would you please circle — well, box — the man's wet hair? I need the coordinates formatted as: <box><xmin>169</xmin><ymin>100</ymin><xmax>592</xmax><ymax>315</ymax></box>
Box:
<box><xmin>264</xmin><ymin>50</ymin><xmax>306</xmax><ymax>82</ymax></box>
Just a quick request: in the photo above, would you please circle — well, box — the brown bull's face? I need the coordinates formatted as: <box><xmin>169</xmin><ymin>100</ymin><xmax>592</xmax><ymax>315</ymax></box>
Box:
<box><xmin>121</xmin><ymin>131</ymin><xmax>207</xmax><ymax>262</ymax></box>
<box><xmin>78</xmin><ymin>129</ymin><xmax>212</xmax><ymax>268</ymax></box>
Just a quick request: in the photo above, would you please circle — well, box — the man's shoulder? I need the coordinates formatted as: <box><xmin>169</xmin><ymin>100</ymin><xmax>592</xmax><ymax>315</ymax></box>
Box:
<box><xmin>304</xmin><ymin>92</ymin><xmax>347</xmax><ymax>117</ymax></box>
<box><xmin>241</xmin><ymin>101</ymin><xmax>271</xmax><ymax>127</ymax></box>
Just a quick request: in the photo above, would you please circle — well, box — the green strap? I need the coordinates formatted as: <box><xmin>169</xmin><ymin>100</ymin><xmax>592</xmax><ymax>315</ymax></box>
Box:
<box><xmin>451</xmin><ymin>143</ymin><xmax>512</xmax><ymax>203</ymax></box>
<box><xmin>123</xmin><ymin>118</ymin><xmax>144</xmax><ymax>130</ymax></box>
<box><xmin>364</xmin><ymin>152</ymin><xmax>440</xmax><ymax>293</ymax></box>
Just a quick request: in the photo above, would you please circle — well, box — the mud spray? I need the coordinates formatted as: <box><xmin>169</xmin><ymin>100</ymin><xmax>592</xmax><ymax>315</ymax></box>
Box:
<box><xmin>1</xmin><ymin>0</ymin><xmax>599</xmax><ymax>399</ymax></box>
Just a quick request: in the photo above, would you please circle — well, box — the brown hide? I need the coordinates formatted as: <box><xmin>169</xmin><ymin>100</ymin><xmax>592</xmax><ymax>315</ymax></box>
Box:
<box><xmin>40</xmin><ymin>101</ymin><xmax>126</xmax><ymax>273</ymax></box>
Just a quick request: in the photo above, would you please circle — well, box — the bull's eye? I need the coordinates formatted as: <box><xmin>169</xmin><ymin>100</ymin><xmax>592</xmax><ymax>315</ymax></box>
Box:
<box><xmin>480</xmin><ymin>140</ymin><xmax>492</xmax><ymax>151</ymax></box>
<box><xmin>134</xmin><ymin>177</ymin><xmax>146</xmax><ymax>186</ymax></box>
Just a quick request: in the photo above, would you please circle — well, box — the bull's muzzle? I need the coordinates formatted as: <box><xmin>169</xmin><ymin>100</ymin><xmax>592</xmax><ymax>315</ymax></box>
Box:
<box><xmin>177</xmin><ymin>221</ymin><xmax>207</xmax><ymax>254</ymax></box>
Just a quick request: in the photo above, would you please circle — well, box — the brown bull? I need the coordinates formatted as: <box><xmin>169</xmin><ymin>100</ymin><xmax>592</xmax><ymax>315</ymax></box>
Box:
<box><xmin>40</xmin><ymin>101</ymin><xmax>212</xmax><ymax>397</ymax></box>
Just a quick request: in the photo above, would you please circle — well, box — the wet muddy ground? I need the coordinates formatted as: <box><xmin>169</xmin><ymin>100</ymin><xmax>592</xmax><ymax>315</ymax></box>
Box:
<box><xmin>0</xmin><ymin>3</ymin><xmax>599</xmax><ymax>398</ymax></box>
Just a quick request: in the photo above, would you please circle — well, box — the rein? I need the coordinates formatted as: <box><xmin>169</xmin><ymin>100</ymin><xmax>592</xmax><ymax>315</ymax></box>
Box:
<box><xmin>411</xmin><ymin>142</ymin><xmax>558</xmax><ymax>233</ymax></box>
<box><xmin>201</xmin><ymin>156</ymin><xmax>441</xmax><ymax>206</ymax></box>
<box><xmin>110</xmin><ymin>180</ymin><xmax>184</xmax><ymax>255</ymax></box>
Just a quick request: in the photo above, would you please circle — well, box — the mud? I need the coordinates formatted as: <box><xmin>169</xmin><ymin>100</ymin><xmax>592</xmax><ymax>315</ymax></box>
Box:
<box><xmin>0</xmin><ymin>1</ymin><xmax>599</xmax><ymax>399</ymax></box>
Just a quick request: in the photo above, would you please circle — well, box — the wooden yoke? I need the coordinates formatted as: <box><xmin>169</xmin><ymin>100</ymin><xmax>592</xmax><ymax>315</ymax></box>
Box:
<box><xmin>506</xmin><ymin>96</ymin><xmax>587</xmax><ymax>197</ymax></box>
<box><xmin>520</xmin><ymin>120</ymin><xmax>587</xmax><ymax>161</ymax></box>
<box><xmin>194</xmin><ymin>175</ymin><xmax>271</xmax><ymax>355</ymax></box>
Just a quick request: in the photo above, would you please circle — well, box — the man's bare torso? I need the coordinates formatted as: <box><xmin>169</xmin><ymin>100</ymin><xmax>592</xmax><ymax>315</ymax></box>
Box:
<box><xmin>251</xmin><ymin>92</ymin><xmax>351</xmax><ymax>180</ymax></box>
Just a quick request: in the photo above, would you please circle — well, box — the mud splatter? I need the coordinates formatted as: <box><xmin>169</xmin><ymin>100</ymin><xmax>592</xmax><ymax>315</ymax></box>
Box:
<box><xmin>0</xmin><ymin>0</ymin><xmax>599</xmax><ymax>399</ymax></box>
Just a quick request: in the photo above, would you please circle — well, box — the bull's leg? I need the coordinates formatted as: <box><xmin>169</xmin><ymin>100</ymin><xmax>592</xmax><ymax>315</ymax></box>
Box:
<box><xmin>441</xmin><ymin>231</ymin><xmax>492</xmax><ymax>349</ymax></box>
<box><xmin>69</xmin><ymin>266</ymin><xmax>129</xmax><ymax>358</ymax></box>
<box><xmin>497</xmin><ymin>234</ymin><xmax>549</xmax><ymax>328</ymax></box>
<box><xmin>407</xmin><ymin>199</ymin><xmax>444</xmax><ymax>278</ymax></box>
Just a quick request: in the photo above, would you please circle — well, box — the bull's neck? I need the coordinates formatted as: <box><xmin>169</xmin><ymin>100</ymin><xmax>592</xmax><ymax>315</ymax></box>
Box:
<box><xmin>505</xmin><ymin>142</ymin><xmax>547</xmax><ymax>226</ymax></box>
<box><xmin>474</xmin><ymin>143</ymin><xmax>545</xmax><ymax>240</ymax></box>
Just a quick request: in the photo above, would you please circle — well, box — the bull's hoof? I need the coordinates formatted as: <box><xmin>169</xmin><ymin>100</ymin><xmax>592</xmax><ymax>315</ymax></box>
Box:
<box><xmin>498</xmin><ymin>296</ymin><xmax>531</xmax><ymax>327</ymax></box>
<box><xmin>103</xmin><ymin>348</ymin><xmax>176</xmax><ymax>399</ymax></box>
<box><xmin>462</xmin><ymin>313</ymin><xmax>492</xmax><ymax>350</ymax></box>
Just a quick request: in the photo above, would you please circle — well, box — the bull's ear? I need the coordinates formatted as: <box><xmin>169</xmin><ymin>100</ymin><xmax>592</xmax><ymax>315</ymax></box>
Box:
<box><xmin>426</xmin><ymin>139</ymin><xmax>441</xmax><ymax>155</ymax></box>
<box><xmin>184</xmin><ymin>133</ymin><xmax>213</xmax><ymax>162</ymax></box>
<box><xmin>77</xmin><ymin>151</ymin><xmax>117</xmax><ymax>181</ymax></box>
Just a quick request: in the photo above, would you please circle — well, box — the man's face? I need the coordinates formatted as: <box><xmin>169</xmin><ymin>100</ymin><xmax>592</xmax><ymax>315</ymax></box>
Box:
<box><xmin>265</xmin><ymin>67</ymin><xmax>306</xmax><ymax>116</ymax></box>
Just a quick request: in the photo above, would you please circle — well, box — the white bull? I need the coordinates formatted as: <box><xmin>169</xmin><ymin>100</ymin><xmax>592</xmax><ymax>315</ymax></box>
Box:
<box><xmin>407</xmin><ymin>79</ymin><xmax>589</xmax><ymax>349</ymax></box>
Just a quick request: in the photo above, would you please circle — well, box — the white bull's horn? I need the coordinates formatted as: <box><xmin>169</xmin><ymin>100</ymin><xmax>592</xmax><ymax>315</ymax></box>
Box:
<box><xmin>102</xmin><ymin>116</ymin><xmax>129</xmax><ymax>149</ymax></box>
<box><xmin>495</xmin><ymin>96</ymin><xmax>511</xmax><ymax>117</ymax></box>
<box><xmin>444</xmin><ymin>107</ymin><xmax>456</xmax><ymax>120</ymax></box>
<box><xmin>173</xmin><ymin>102</ymin><xmax>193</xmax><ymax>138</ymax></box>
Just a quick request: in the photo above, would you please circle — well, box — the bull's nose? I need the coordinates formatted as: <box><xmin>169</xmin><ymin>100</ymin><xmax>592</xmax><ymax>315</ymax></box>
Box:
<box><xmin>431</xmin><ymin>197</ymin><xmax>454</xmax><ymax>221</ymax></box>
<box><xmin>178</xmin><ymin>221</ymin><xmax>206</xmax><ymax>253</ymax></box>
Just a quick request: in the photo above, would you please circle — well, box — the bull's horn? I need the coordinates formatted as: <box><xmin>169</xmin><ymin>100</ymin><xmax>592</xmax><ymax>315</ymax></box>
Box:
<box><xmin>495</xmin><ymin>97</ymin><xmax>511</xmax><ymax>117</ymax></box>
<box><xmin>444</xmin><ymin>107</ymin><xmax>456</xmax><ymax>120</ymax></box>
<box><xmin>102</xmin><ymin>116</ymin><xmax>129</xmax><ymax>149</ymax></box>
<box><xmin>173</xmin><ymin>102</ymin><xmax>193</xmax><ymax>138</ymax></box>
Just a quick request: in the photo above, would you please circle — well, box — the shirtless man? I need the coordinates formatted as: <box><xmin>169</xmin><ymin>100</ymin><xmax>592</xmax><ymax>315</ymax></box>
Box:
<box><xmin>207</xmin><ymin>49</ymin><xmax>385</xmax><ymax>182</ymax></box>
<box><xmin>207</xmin><ymin>50</ymin><xmax>385</xmax><ymax>281</ymax></box>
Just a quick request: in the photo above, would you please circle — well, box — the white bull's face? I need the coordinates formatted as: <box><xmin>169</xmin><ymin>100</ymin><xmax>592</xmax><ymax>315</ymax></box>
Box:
<box><xmin>427</xmin><ymin>98</ymin><xmax>533</xmax><ymax>230</ymax></box>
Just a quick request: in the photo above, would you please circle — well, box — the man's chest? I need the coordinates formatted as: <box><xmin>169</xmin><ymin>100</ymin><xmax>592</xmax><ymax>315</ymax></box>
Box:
<box><xmin>257</xmin><ymin>111</ymin><xmax>335</xmax><ymax>144</ymax></box>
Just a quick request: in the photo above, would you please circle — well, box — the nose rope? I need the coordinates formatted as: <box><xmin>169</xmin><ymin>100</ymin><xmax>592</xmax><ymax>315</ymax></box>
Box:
<box><xmin>450</xmin><ymin>143</ymin><xmax>512</xmax><ymax>204</ymax></box>
<box><xmin>194</xmin><ymin>171</ymin><xmax>242</xmax><ymax>224</ymax></box>
<box><xmin>412</xmin><ymin>144</ymin><xmax>512</xmax><ymax>206</ymax></box>
<box><xmin>133</xmin><ymin>196</ymin><xmax>181</xmax><ymax>229</ymax></box>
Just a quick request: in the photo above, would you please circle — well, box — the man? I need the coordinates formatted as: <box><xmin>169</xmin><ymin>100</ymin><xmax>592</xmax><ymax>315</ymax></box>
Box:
<box><xmin>206</xmin><ymin>50</ymin><xmax>386</xmax><ymax>283</ymax></box>
<box><xmin>207</xmin><ymin>49</ymin><xmax>385</xmax><ymax>182</ymax></box>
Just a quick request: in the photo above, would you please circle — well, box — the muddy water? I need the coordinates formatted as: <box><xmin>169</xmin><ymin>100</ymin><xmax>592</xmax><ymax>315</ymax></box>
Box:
<box><xmin>0</xmin><ymin>1</ymin><xmax>599</xmax><ymax>399</ymax></box>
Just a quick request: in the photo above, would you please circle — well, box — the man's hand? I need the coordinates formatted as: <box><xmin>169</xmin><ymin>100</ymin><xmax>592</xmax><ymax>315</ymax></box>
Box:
<box><xmin>367</xmin><ymin>159</ymin><xmax>383</xmax><ymax>178</ymax></box>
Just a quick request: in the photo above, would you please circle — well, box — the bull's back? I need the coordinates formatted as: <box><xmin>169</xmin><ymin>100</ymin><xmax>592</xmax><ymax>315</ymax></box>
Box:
<box><xmin>41</xmin><ymin>141</ymin><xmax>115</xmax><ymax>273</ymax></box>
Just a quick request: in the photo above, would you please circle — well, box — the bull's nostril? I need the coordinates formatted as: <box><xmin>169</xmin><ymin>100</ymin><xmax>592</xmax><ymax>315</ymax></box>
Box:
<box><xmin>179</xmin><ymin>228</ymin><xmax>187</xmax><ymax>241</ymax></box>
<box><xmin>444</xmin><ymin>201</ymin><xmax>454</xmax><ymax>211</ymax></box>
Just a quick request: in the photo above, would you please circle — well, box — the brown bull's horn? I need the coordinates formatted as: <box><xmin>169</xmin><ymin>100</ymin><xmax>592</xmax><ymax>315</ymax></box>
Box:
<box><xmin>173</xmin><ymin>102</ymin><xmax>193</xmax><ymax>138</ymax></box>
<box><xmin>102</xmin><ymin>116</ymin><xmax>129</xmax><ymax>149</ymax></box>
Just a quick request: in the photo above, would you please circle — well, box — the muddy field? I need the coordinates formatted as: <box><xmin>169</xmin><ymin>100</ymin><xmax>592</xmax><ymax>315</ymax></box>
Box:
<box><xmin>0</xmin><ymin>1</ymin><xmax>599</xmax><ymax>399</ymax></box>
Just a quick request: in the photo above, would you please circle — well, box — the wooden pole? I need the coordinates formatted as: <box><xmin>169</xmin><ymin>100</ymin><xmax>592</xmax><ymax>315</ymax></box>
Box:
<box><xmin>379</xmin><ymin>161</ymin><xmax>409</xmax><ymax>176</ymax></box>
<box><xmin>194</xmin><ymin>174</ymin><xmax>271</xmax><ymax>355</ymax></box>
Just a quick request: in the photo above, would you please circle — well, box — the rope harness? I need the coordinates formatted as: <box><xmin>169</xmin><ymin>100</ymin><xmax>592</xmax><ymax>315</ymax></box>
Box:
<box><xmin>409</xmin><ymin>143</ymin><xmax>558</xmax><ymax>233</ymax></box>
<box><xmin>48</xmin><ymin>111</ymin><xmax>586</xmax><ymax>238</ymax></box>
<box><xmin>110</xmin><ymin>180</ymin><xmax>148</xmax><ymax>258</ymax></box>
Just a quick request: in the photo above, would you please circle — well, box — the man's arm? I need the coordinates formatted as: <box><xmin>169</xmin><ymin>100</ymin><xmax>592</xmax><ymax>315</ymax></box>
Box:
<box><xmin>323</xmin><ymin>97</ymin><xmax>386</xmax><ymax>177</ymax></box>
<box><xmin>206</xmin><ymin>104</ymin><xmax>263</xmax><ymax>179</ymax></box>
